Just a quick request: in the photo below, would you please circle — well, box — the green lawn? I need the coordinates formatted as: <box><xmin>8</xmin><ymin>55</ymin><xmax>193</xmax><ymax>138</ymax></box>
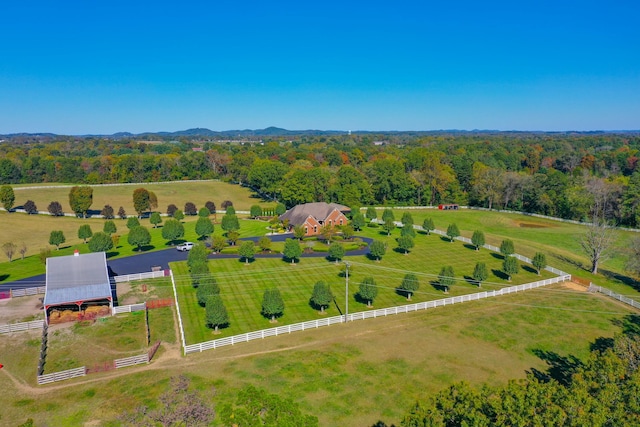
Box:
<box><xmin>173</xmin><ymin>228</ymin><xmax>556</xmax><ymax>345</ymax></box>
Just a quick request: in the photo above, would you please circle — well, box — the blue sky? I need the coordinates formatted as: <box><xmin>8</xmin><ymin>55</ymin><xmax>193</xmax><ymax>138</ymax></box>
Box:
<box><xmin>1</xmin><ymin>1</ymin><xmax>639</xmax><ymax>134</ymax></box>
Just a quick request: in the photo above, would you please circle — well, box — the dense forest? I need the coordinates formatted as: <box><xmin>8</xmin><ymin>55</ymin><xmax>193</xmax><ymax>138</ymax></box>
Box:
<box><xmin>1</xmin><ymin>132</ymin><xmax>639</xmax><ymax>226</ymax></box>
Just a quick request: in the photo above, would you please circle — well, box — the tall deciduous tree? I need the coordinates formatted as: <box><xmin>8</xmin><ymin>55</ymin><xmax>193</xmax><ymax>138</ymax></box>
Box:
<box><xmin>532</xmin><ymin>252</ymin><xmax>547</xmax><ymax>275</ymax></box>
<box><xmin>503</xmin><ymin>257</ymin><xmax>519</xmax><ymax>281</ymax></box>
<box><xmin>238</xmin><ymin>240</ymin><xmax>256</xmax><ymax>264</ymax></box>
<box><xmin>88</xmin><ymin>232</ymin><xmax>113</xmax><ymax>252</ymax></box>
<box><xmin>283</xmin><ymin>238</ymin><xmax>302</xmax><ymax>264</ymax></box>
<box><xmin>310</xmin><ymin>281</ymin><xmax>332</xmax><ymax>313</ymax></box>
<box><xmin>580</xmin><ymin>218</ymin><xmax>615</xmax><ymax>274</ymax></box>
<box><xmin>128</xmin><ymin>226</ymin><xmax>151</xmax><ymax>251</ymax></box>
<box><xmin>162</xmin><ymin>219</ymin><xmax>185</xmax><ymax>244</ymax></box>
<box><xmin>261</xmin><ymin>288</ymin><xmax>285</xmax><ymax>322</ymax></box>
<box><xmin>78</xmin><ymin>224</ymin><xmax>93</xmax><ymax>243</ymax></box>
<box><xmin>472</xmin><ymin>262</ymin><xmax>488</xmax><ymax>287</ymax></box>
<box><xmin>205</xmin><ymin>295</ymin><xmax>229</xmax><ymax>333</ymax></box>
<box><xmin>446</xmin><ymin>224</ymin><xmax>460</xmax><ymax>242</ymax></box>
<box><xmin>471</xmin><ymin>230</ymin><xmax>485</xmax><ymax>250</ymax></box>
<box><xmin>358</xmin><ymin>276</ymin><xmax>378</xmax><ymax>307</ymax></box>
<box><xmin>132</xmin><ymin>188</ymin><xmax>150</xmax><ymax>217</ymax></box>
<box><xmin>400</xmin><ymin>273</ymin><xmax>420</xmax><ymax>300</ymax></box>
<box><xmin>0</xmin><ymin>185</ymin><xmax>15</xmax><ymax>211</ymax></box>
<box><xmin>68</xmin><ymin>186</ymin><xmax>93</xmax><ymax>218</ymax></box>
<box><xmin>438</xmin><ymin>266</ymin><xmax>455</xmax><ymax>293</ymax></box>
<box><xmin>49</xmin><ymin>230</ymin><xmax>65</xmax><ymax>250</ymax></box>
<box><xmin>369</xmin><ymin>240</ymin><xmax>386</xmax><ymax>261</ymax></box>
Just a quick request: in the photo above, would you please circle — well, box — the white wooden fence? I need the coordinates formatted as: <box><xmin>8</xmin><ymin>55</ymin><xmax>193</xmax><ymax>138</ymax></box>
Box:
<box><xmin>589</xmin><ymin>284</ymin><xmax>640</xmax><ymax>310</ymax></box>
<box><xmin>112</xmin><ymin>302</ymin><xmax>146</xmax><ymax>315</ymax></box>
<box><xmin>115</xmin><ymin>354</ymin><xmax>149</xmax><ymax>368</ymax></box>
<box><xmin>114</xmin><ymin>270</ymin><xmax>166</xmax><ymax>283</ymax></box>
<box><xmin>0</xmin><ymin>319</ymin><xmax>44</xmax><ymax>334</ymax></box>
<box><xmin>37</xmin><ymin>367</ymin><xmax>86</xmax><ymax>385</ymax></box>
<box><xmin>184</xmin><ymin>274</ymin><xmax>570</xmax><ymax>354</ymax></box>
<box><xmin>7</xmin><ymin>286</ymin><xmax>46</xmax><ymax>298</ymax></box>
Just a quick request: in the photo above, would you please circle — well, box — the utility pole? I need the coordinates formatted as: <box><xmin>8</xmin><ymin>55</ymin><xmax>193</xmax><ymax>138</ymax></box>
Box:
<box><xmin>345</xmin><ymin>262</ymin><xmax>350</xmax><ymax>322</ymax></box>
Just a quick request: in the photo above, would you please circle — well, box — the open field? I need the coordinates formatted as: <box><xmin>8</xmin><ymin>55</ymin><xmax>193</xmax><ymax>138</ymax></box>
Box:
<box><xmin>10</xmin><ymin>180</ymin><xmax>274</xmax><ymax>214</ymax></box>
<box><xmin>0</xmin><ymin>285</ymin><xmax>634</xmax><ymax>426</ymax></box>
<box><xmin>172</xmin><ymin>229</ymin><xmax>556</xmax><ymax>345</ymax></box>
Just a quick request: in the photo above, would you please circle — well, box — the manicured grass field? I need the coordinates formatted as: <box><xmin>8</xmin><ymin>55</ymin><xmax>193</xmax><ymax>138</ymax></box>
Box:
<box><xmin>173</xmin><ymin>229</ymin><xmax>556</xmax><ymax>345</ymax></box>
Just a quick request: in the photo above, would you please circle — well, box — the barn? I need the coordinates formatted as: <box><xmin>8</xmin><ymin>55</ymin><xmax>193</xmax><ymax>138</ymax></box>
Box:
<box><xmin>43</xmin><ymin>251</ymin><xmax>113</xmax><ymax>324</ymax></box>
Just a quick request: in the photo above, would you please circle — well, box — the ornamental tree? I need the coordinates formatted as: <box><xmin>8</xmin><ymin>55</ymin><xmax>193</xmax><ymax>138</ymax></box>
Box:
<box><xmin>126</xmin><ymin>217</ymin><xmax>140</xmax><ymax>229</ymax></box>
<box><xmin>382</xmin><ymin>208</ymin><xmax>395</xmax><ymax>222</ymax></box>
<box><xmin>365</xmin><ymin>206</ymin><xmax>377</xmax><ymax>220</ymax></box>
<box><xmin>503</xmin><ymin>256</ymin><xmax>519</xmax><ymax>281</ymax></box>
<box><xmin>103</xmin><ymin>220</ymin><xmax>117</xmax><ymax>235</ymax></box>
<box><xmin>198</xmin><ymin>207</ymin><xmax>210</xmax><ymax>217</ymax></box>
<box><xmin>238</xmin><ymin>240</ymin><xmax>256</xmax><ymax>264</ymax></box>
<box><xmin>48</xmin><ymin>201</ymin><xmax>64</xmax><ymax>216</ymax></box>
<box><xmin>117</xmin><ymin>206</ymin><xmax>127</xmax><ymax>219</ymax></box>
<box><xmin>351</xmin><ymin>212</ymin><xmax>365</xmax><ymax>231</ymax></box>
<box><xmin>205</xmin><ymin>201</ymin><xmax>216</xmax><ymax>215</ymax></box>
<box><xmin>401</xmin><ymin>223</ymin><xmax>416</xmax><ymax>238</ymax></box>
<box><xmin>310</xmin><ymin>281</ymin><xmax>332</xmax><ymax>313</ymax></box>
<box><xmin>211</xmin><ymin>235</ymin><xmax>227</xmax><ymax>253</ymax></box>
<box><xmin>383</xmin><ymin>218</ymin><xmax>396</xmax><ymax>235</ymax></box>
<box><xmin>261</xmin><ymin>288</ymin><xmax>285</xmax><ymax>322</ymax></box>
<box><xmin>221</xmin><ymin>213</ymin><xmax>240</xmax><ymax>234</ymax></box>
<box><xmin>283</xmin><ymin>238</ymin><xmax>302</xmax><ymax>264</ymax></box>
<box><xmin>184</xmin><ymin>202</ymin><xmax>197</xmax><ymax>216</ymax></box>
<box><xmin>101</xmin><ymin>204</ymin><xmax>114</xmax><ymax>219</ymax></box>
<box><xmin>167</xmin><ymin>204</ymin><xmax>178</xmax><ymax>217</ymax></box>
<box><xmin>133</xmin><ymin>188</ymin><xmax>150</xmax><ymax>217</ymax></box>
<box><xmin>173</xmin><ymin>209</ymin><xmax>184</xmax><ymax>221</ymax></box>
<box><xmin>369</xmin><ymin>240</ymin><xmax>386</xmax><ymax>261</ymax></box>
<box><xmin>400</xmin><ymin>273</ymin><xmax>420</xmax><ymax>300</ymax></box>
<box><xmin>195</xmin><ymin>216</ymin><xmax>214</xmax><ymax>240</ymax></box>
<box><xmin>187</xmin><ymin>244</ymin><xmax>209</xmax><ymax>268</ymax></box>
<box><xmin>422</xmin><ymin>218</ymin><xmax>435</xmax><ymax>235</ymax></box>
<box><xmin>127</xmin><ymin>226</ymin><xmax>151</xmax><ymax>251</ymax></box>
<box><xmin>438</xmin><ymin>266</ymin><xmax>455</xmax><ymax>293</ymax></box>
<box><xmin>88</xmin><ymin>232</ymin><xmax>113</xmax><ymax>252</ymax></box>
<box><xmin>341</xmin><ymin>224</ymin><xmax>355</xmax><ymax>240</ymax></box>
<box><xmin>162</xmin><ymin>219</ymin><xmax>185</xmax><ymax>244</ymax></box>
<box><xmin>24</xmin><ymin>200</ymin><xmax>38</xmax><ymax>214</ymax></box>
<box><xmin>472</xmin><ymin>262</ymin><xmax>489</xmax><ymax>287</ymax></box>
<box><xmin>196</xmin><ymin>274</ymin><xmax>219</xmax><ymax>306</ymax></box>
<box><xmin>49</xmin><ymin>230</ymin><xmax>65</xmax><ymax>250</ymax></box>
<box><xmin>401</xmin><ymin>212</ymin><xmax>414</xmax><ymax>227</ymax></box>
<box><xmin>471</xmin><ymin>230</ymin><xmax>485</xmax><ymax>250</ymax></box>
<box><xmin>328</xmin><ymin>242</ymin><xmax>345</xmax><ymax>263</ymax></box>
<box><xmin>500</xmin><ymin>239</ymin><xmax>515</xmax><ymax>257</ymax></box>
<box><xmin>205</xmin><ymin>295</ymin><xmax>229</xmax><ymax>333</ymax></box>
<box><xmin>446</xmin><ymin>224</ymin><xmax>460</xmax><ymax>242</ymax></box>
<box><xmin>3</xmin><ymin>242</ymin><xmax>17</xmax><ymax>262</ymax></box>
<box><xmin>250</xmin><ymin>205</ymin><xmax>262</xmax><ymax>218</ymax></box>
<box><xmin>258</xmin><ymin>236</ymin><xmax>271</xmax><ymax>252</ymax></box>
<box><xmin>532</xmin><ymin>252</ymin><xmax>547</xmax><ymax>275</ymax></box>
<box><xmin>78</xmin><ymin>224</ymin><xmax>93</xmax><ymax>243</ymax></box>
<box><xmin>293</xmin><ymin>225</ymin><xmax>306</xmax><ymax>240</ymax></box>
<box><xmin>397</xmin><ymin>235</ymin><xmax>414</xmax><ymax>254</ymax></box>
<box><xmin>358</xmin><ymin>277</ymin><xmax>378</xmax><ymax>308</ymax></box>
<box><xmin>150</xmin><ymin>212</ymin><xmax>162</xmax><ymax>228</ymax></box>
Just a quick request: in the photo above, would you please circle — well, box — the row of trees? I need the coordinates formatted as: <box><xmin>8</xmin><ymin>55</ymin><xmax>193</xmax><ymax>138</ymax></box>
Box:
<box><xmin>2</xmin><ymin>133</ymin><xmax>639</xmax><ymax>225</ymax></box>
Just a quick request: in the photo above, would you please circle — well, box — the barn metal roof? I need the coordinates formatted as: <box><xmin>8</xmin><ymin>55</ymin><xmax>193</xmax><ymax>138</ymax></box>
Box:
<box><xmin>44</xmin><ymin>252</ymin><xmax>112</xmax><ymax>306</ymax></box>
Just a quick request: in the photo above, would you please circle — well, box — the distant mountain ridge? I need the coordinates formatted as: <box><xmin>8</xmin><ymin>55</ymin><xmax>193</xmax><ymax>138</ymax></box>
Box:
<box><xmin>2</xmin><ymin>127</ymin><xmax>639</xmax><ymax>139</ymax></box>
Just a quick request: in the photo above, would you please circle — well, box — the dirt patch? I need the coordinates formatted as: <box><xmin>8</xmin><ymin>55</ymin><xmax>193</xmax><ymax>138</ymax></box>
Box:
<box><xmin>0</xmin><ymin>295</ymin><xmax>44</xmax><ymax>324</ymax></box>
<box><xmin>562</xmin><ymin>281</ymin><xmax>588</xmax><ymax>292</ymax></box>
<box><xmin>518</xmin><ymin>222</ymin><xmax>548</xmax><ymax>228</ymax></box>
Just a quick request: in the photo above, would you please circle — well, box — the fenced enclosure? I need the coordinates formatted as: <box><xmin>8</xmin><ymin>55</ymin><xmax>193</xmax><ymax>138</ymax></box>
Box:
<box><xmin>0</xmin><ymin>319</ymin><xmax>44</xmax><ymax>334</ymax></box>
<box><xmin>589</xmin><ymin>284</ymin><xmax>640</xmax><ymax>310</ymax></box>
<box><xmin>114</xmin><ymin>270</ymin><xmax>167</xmax><ymax>283</ymax></box>
<box><xmin>184</xmin><ymin>274</ymin><xmax>570</xmax><ymax>354</ymax></box>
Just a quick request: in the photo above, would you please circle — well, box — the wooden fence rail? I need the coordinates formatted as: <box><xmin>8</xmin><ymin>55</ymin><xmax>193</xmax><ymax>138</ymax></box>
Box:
<box><xmin>589</xmin><ymin>284</ymin><xmax>640</xmax><ymax>310</ymax></box>
<box><xmin>114</xmin><ymin>270</ymin><xmax>167</xmax><ymax>283</ymax></box>
<box><xmin>0</xmin><ymin>319</ymin><xmax>44</xmax><ymax>334</ymax></box>
<box><xmin>112</xmin><ymin>302</ymin><xmax>146</xmax><ymax>315</ymax></box>
<box><xmin>184</xmin><ymin>274</ymin><xmax>570</xmax><ymax>354</ymax></box>
<box><xmin>37</xmin><ymin>367</ymin><xmax>86</xmax><ymax>385</ymax></box>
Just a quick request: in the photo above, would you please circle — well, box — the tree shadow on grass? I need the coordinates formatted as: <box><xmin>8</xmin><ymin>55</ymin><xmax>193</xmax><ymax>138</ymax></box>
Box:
<box><xmin>492</xmin><ymin>269</ymin><xmax>509</xmax><ymax>280</ymax></box>
<box><xmin>522</xmin><ymin>265</ymin><xmax>537</xmax><ymax>274</ymax></box>
<box><xmin>366</xmin><ymin>253</ymin><xmax>382</xmax><ymax>262</ymax></box>
<box><xmin>430</xmin><ymin>280</ymin><xmax>448</xmax><ymax>293</ymax></box>
<box><xmin>612</xmin><ymin>313</ymin><xmax>640</xmax><ymax>336</ymax></box>
<box><xmin>528</xmin><ymin>349</ymin><xmax>583</xmax><ymax>386</ymax></box>
<box><xmin>281</xmin><ymin>257</ymin><xmax>299</xmax><ymax>265</ymax></box>
<box><xmin>439</xmin><ymin>236</ymin><xmax>452</xmax><ymax>243</ymax></box>
<box><xmin>590</xmin><ymin>337</ymin><xmax>615</xmax><ymax>353</ymax></box>
<box><xmin>601</xmin><ymin>269</ymin><xmax>640</xmax><ymax>292</ymax></box>
<box><xmin>105</xmin><ymin>251</ymin><xmax>119</xmax><ymax>258</ymax></box>
<box><xmin>463</xmin><ymin>243</ymin><xmax>477</xmax><ymax>251</ymax></box>
<box><xmin>0</xmin><ymin>274</ymin><xmax>9</xmax><ymax>282</ymax></box>
<box><xmin>237</xmin><ymin>258</ymin><xmax>256</xmax><ymax>265</ymax></box>
<box><xmin>551</xmin><ymin>253</ymin><xmax>584</xmax><ymax>270</ymax></box>
<box><xmin>133</xmin><ymin>245</ymin><xmax>155</xmax><ymax>252</ymax></box>
<box><xmin>463</xmin><ymin>275</ymin><xmax>479</xmax><ymax>287</ymax></box>
<box><xmin>490</xmin><ymin>252</ymin><xmax>504</xmax><ymax>260</ymax></box>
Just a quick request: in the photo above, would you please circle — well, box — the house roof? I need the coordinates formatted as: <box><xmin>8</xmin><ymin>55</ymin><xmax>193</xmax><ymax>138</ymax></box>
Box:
<box><xmin>44</xmin><ymin>252</ymin><xmax>112</xmax><ymax>307</ymax></box>
<box><xmin>279</xmin><ymin>202</ymin><xmax>350</xmax><ymax>226</ymax></box>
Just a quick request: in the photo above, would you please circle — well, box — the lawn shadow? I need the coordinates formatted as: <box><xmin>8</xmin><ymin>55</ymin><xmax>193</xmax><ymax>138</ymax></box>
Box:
<box><xmin>551</xmin><ymin>253</ymin><xmax>583</xmax><ymax>270</ymax></box>
<box><xmin>366</xmin><ymin>253</ymin><xmax>382</xmax><ymax>262</ymax></box>
<box><xmin>0</xmin><ymin>274</ymin><xmax>8</xmax><ymax>282</ymax></box>
<box><xmin>430</xmin><ymin>280</ymin><xmax>448</xmax><ymax>293</ymax></box>
<box><xmin>528</xmin><ymin>349</ymin><xmax>583</xmax><ymax>386</ymax></box>
<box><xmin>492</xmin><ymin>269</ymin><xmax>509</xmax><ymax>280</ymax></box>
<box><xmin>281</xmin><ymin>257</ymin><xmax>299</xmax><ymax>265</ymax></box>
<box><xmin>463</xmin><ymin>243</ymin><xmax>477</xmax><ymax>251</ymax></box>
<box><xmin>463</xmin><ymin>275</ymin><xmax>479</xmax><ymax>287</ymax></box>
<box><xmin>133</xmin><ymin>245</ymin><xmax>155</xmax><ymax>252</ymax></box>
<box><xmin>612</xmin><ymin>313</ymin><xmax>640</xmax><ymax>336</ymax></box>
<box><xmin>354</xmin><ymin>292</ymin><xmax>374</xmax><ymax>307</ymax></box>
<box><xmin>392</xmin><ymin>247</ymin><xmax>410</xmax><ymax>255</ymax></box>
<box><xmin>601</xmin><ymin>269</ymin><xmax>640</xmax><ymax>292</ymax></box>
<box><xmin>590</xmin><ymin>337</ymin><xmax>615</xmax><ymax>353</ymax></box>
<box><xmin>490</xmin><ymin>252</ymin><xmax>504</xmax><ymax>260</ymax></box>
<box><xmin>378</xmin><ymin>230</ymin><xmax>393</xmax><ymax>236</ymax></box>
<box><xmin>105</xmin><ymin>251</ymin><xmax>119</xmax><ymax>258</ymax></box>
<box><xmin>237</xmin><ymin>258</ymin><xmax>256</xmax><ymax>265</ymax></box>
<box><xmin>86</xmin><ymin>209</ymin><xmax>102</xmax><ymax>217</ymax></box>
<box><xmin>522</xmin><ymin>265</ymin><xmax>537</xmax><ymax>274</ymax></box>
<box><xmin>333</xmin><ymin>297</ymin><xmax>343</xmax><ymax>315</ymax></box>
<box><xmin>439</xmin><ymin>236</ymin><xmax>452</xmax><ymax>243</ymax></box>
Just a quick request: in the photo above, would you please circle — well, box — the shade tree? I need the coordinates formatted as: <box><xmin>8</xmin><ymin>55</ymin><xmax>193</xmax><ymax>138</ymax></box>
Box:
<box><xmin>351</xmin><ymin>212</ymin><xmax>365</xmax><ymax>231</ymax></box>
<box><xmin>382</xmin><ymin>218</ymin><xmax>396</xmax><ymax>235</ymax></box>
<box><xmin>196</xmin><ymin>274</ymin><xmax>219</xmax><ymax>306</ymax></box>
<box><xmin>365</xmin><ymin>206</ymin><xmax>377</xmax><ymax>221</ymax></box>
<box><xmin>446</xmin><ymin>223</ymin><xmax>460</xmax><ymax>242</ymax></box>
<box><xmin>198</xmin><ymin>207</ymin><xmax>210</xmax><ymax>217</ymax></box>
<box><xmin>382</xmin><ymin>208</ymin><xmax>395</xmax><ymax>222</ymax></box>
<box><xmin>328</xmin><ymin>242</ymin><xmax>345</xmax><ymax>263</ymax></box>
<box><xmin>438</xmin><ymin>266</ymin><xmax>455</xmax><ymax>293</ymax></box>
<box><xmin>283</xmin><ymin>238</ymin><xmax>302</xmax><ymax>264</ymax></box>
<box><xmin>400</xmin><ymin>223</ymin><xmax>416</xmax><ymax>238</ymax></box>
<box><xmin>422</xmin><ymin>218</ymin><xmax>435</xmax><ymax>235</ymax></box>
<box><xmin>88</xmin><ymin>232</ymin><xmax>113</xmax><ymax>252</ymax></box>
<box><xmin>103</xmin><ymin>220</ymin><xmax>117</xmax><ymax>235</ymax></box>
<box><xmin>471</xmin><ymin>230</ymin><xmax>485</xmax><ymax>250</ymax></box>
<box><xmin>68</xmin><ymin>186</ymin><xmax>93</xmax><ymax>218</ymax></box>
<box><xmin>0</xmin><ymin>185</ymin><xmax>15</xmax><ymax>211</ymax></box>
<box><xmin>117</xmin><ymin>206</ymin><xmax>127</xmax><ymax>219</ymax></box>
<box><xmin>261</xmin><ymin>288</ymin><xmax>285</xmax><ymax>322</ymax></box>
<box><xmin>238</xmin><ymin>240</ymin><xmax>256</xmax><ymax>264</ymax></box>
<box><xmin>397</xmin><ymin>235</ymin><xmax>414</xmax><ymax>254</ymax></box>
<box><xmin>503</xmin><ymin>256</ymin><xmax>519</xmax><ymax>281</ymax></box>
<box><xmin>78</xmin><ymin>224</ymin><xmax>93</xmax><ymax>243</ymax></box>
<box><xmin>49</xmin><ymin>230</ymin><xmax>65</xmax><ymax>250</ymax></box>
<box><xmin>358</xmin><ymin>276</ymin><xmax>378</xmax><ymax>307</ymax></box>
<box><xmin>101</xmin><ymin>204</ymin><xmax>114</xmax><ymax>219</ymax></box>
<box><xmin>399</xmin><ymin>273</ymin><xmax>420</xmax><ymax>300</ymax></box>
<box><xmin>532</xmin><ymin>252</ymin><xmax>547</xmax><ymax>275</ymax></box>
<box><xmin>3</xmin><ymin>242</ymin><xmax>17</xmax><ymax>262</ymax></box>
<box><xmin>195</xmin><ymin>216</ymin><xmax>214</xmax><ymax>239</ymax></box>
<box><xmin>205</xmin><ymin>295</ymin><xmax>229</xmax><ymax>333</ymax></box>
<box><xmin>472</xmin><ymin>262</ymin><xmax>488</xmax><ymax>287</ymax></box>
<box><xmin>167</xmin><ymin>204</ymin><xmax>178</xmax><ymax>217</ymax></box>
<box><xmin>133</xmin><ymin>188</ymin><xmax>151</xmax><ymax>216</ymax></box>
<box><xmin>184</xmin><ymin>202</ymin><xmax>197</xmax><ymax>216</ymax></box>
<box><xmin>47</xmin><ymin>201</ymin><xmax>64</xmax><ymax>216</ymax></box>
<box><xmin>126</xmin><ymin>217</ymin><xmax>140</xmax><ymax>229</ymax></box>
<box><xmin>401</xmin><ymin>212</ymin><xmax>414</xmax><ymax>227</ymax></box>
<box><xmin>369</xmin><ymin>240</ymin><xmax>386</xmax><ymax>261</ymax></box>
<box><xmin>500</xmin><ymin>239</ymin><xmax>515</xmax><ymax>257</ymax></box>
<box><xmin>24</xmin><ymin>200</ymin><xmax>38</xmax><ymax>214</ymax></box>
<box><xmin>149</xmin><ymin>212</ymin><xmax>162</xmax><ymax>228</ymax></box>
<box><xmin>310</xmin><ymin>281</ymin><xmax>332</xmax><ymax>313</ymax></box>
<box><xmin>127</xmin><ymin>226</ymin><xmax>151</xmax><ymax>251</ymax></box>
<box><xmin>162</xmin><ymin>219</ymin><xmax>185</xmax><ymax>244</ymax></box>
<box><xmin>250</xmin><ymin>205</ymin><xmax>262</xmax><ymax>218</ymax></box>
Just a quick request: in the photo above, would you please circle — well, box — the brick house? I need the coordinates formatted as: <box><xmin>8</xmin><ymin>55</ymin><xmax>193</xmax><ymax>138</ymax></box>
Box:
<box><xmin>279</xmin><ymin>202</ymin><xmax>350</xmax><ymax>236</ymax></box>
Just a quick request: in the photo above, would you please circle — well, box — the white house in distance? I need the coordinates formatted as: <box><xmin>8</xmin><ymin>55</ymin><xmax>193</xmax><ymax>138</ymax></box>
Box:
<box><xmin>43</xmin><ymin>251</ymin><xmax>113</xmax><ymax>324</ymax></box>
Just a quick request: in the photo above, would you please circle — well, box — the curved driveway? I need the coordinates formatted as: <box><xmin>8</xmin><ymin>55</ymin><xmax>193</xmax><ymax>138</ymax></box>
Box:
<box><xmin>1</xmin><ymin>235</ymin><xmax>373</xmax><ymax>290</ymax></box>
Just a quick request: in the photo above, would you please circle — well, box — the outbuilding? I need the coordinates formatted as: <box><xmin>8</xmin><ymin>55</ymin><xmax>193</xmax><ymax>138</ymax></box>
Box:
<box><xmin>43</xmin><ymin>251</ymin><xmax>113</xmax><ymax>324</ymax></box>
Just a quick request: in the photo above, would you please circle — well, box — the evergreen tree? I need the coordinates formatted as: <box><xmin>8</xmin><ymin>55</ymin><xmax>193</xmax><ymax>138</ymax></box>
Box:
<box><xmin>358</xmin><ymin>276</ymin><xmax>378</xmax><ymax>307</ymax></box>
<box><xmin>261</xmin><ymin>288</ymin><xmax>285</xmax><ymax>321</ymax></box>
<box><xmin>400</xmin><ymin>273</ymin><xmax>420</xmax><ymax>300</ymax></box>
<box><xmin>310</xmin><ymin>281</ymin><xmax>332</xmax><ymax>313</ymax></box>
<box><xmin>205</xmin><ymin>295</ymin><xmax>229</xmax><ymax>333</ymax></box>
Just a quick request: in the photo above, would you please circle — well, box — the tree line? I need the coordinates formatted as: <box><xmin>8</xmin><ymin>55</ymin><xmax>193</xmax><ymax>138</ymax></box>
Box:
<box><xmin>1</xmin><ymin>133</ymin><xmax>640</xmax><ymax>226</ymax></box>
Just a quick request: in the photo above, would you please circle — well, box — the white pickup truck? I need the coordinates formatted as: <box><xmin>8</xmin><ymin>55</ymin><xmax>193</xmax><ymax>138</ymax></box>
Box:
<box><xmin>176</xmin><ymin>242</ymin><xmax>194</xmax><ymax>251</ymax></box>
